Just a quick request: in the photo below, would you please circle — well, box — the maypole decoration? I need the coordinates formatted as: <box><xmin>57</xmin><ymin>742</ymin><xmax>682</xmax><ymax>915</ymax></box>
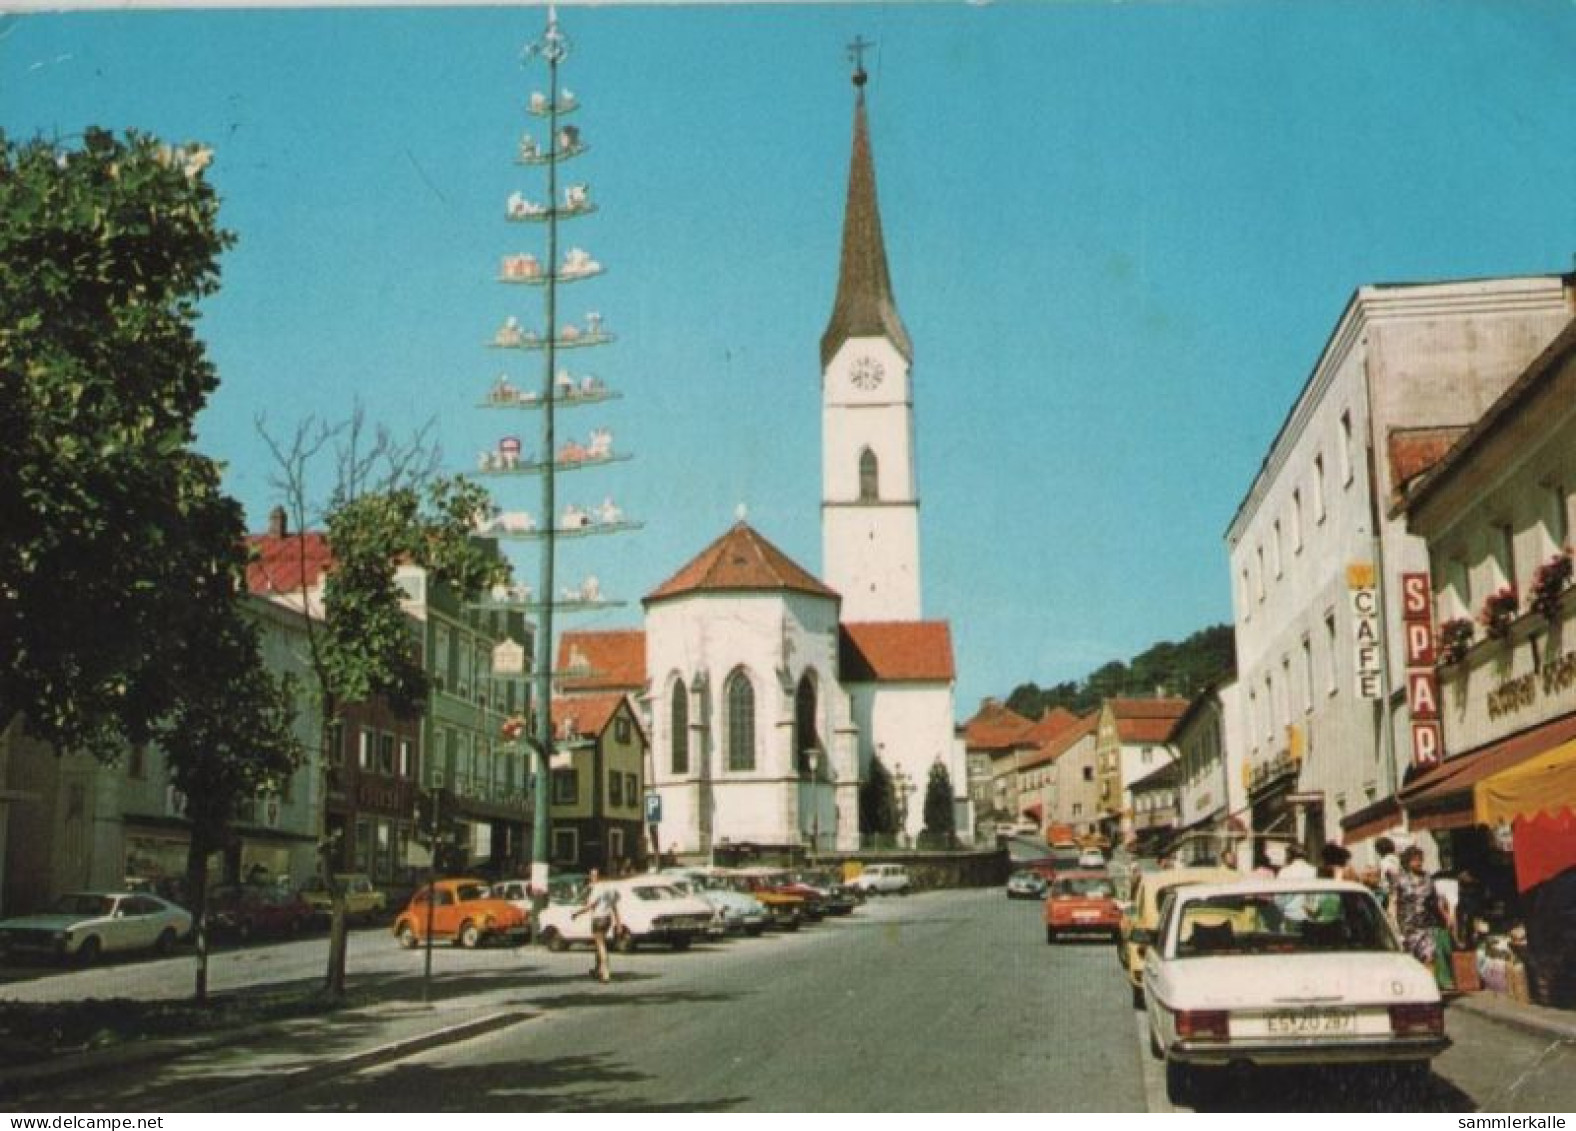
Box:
<box><xmin>479</xmin><ymin>5</ymin><xmax>637</xmax><ymax>900</ymax></box>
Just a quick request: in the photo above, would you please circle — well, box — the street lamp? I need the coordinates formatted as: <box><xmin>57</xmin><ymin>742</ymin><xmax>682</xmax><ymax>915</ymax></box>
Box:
<box><xmin>893</xmin><ymin>768</ymin><xmax>915</xmax><ymax>849</ymax></box>
<box><xmin>807</xmin><ymin>744</ymin><xmax>825</xmax><ymax>865</ymax></box>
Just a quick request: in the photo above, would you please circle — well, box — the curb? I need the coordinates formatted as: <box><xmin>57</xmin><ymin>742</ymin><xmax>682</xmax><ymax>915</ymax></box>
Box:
<box><xmin>0</xmin><ymin>1031</ymin><xmax>227</xmax><ymax>1097</ymax></box>
<box><xmin>1450</xmin><ymin>993</ymin><xmax>1576</xmax><ymax>1043</ymax></box>
<box><xmin>172</xmin><ymin>1009</ymin><xmax>531</xmax><ymax>1111</ymax></box>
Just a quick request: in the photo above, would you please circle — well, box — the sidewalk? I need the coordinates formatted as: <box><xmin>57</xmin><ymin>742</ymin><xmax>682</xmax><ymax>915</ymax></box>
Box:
<box><xmin>1450</xmin><ymin>990</ymin><xmax>1576</xmax><ymax>1043</ymax></box>
<box><xmin>0</xmin><ymin>971</ymin><xmax>544</xmax><ymax>1111</ymax></box>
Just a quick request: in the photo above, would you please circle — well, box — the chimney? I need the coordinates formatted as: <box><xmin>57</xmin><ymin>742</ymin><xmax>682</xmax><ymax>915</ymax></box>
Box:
<box><xmin>268</xmin><ymin>505</ymin><xmax>288</xmax><ymax>538</ymax></box>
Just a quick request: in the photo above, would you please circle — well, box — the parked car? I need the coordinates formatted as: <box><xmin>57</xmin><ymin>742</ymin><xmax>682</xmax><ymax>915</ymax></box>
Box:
<box><xmin>793</xmin><ymin>869</ymin><xmax>860</xmax><ymax>915</ymax></box>
<box><xmin>300</xmin><ymin>873</ymin><xmax>388</xmax><ymax>924</ymax></box>
<box><xmin>661</xmin><ymin>870</ymin><xmax>769</xmax><ymax>937</ymax></box>
<box><xmin>392</xmin><ymin>878</ymin><xmax>529</xmax><ymax>949</ymax></box>
<box><xmin>0</xmin><ymin>892</ymin><xmax>190</xmax><ymax>964</ymax></box>
<box><xmin>720</xmin><ymin>871</ymin><xmax>805</xmax><ymax>931</ymax></box>
<box><xmin>208</xmin><ymin>885</ymin><xmax>313</xmax><ymax>941</ymax></box>
<box><xmin>848</xmin><ymin>863</ymin><xmax>911</xmax><ymax>895</ymax></box>
<box><xmin>1044</xmin><ymin>872</ymin><xmax>1122</xmax><ymax>943</ymax></box>
<box><xmin>1139</xmin><ymin>879</ymin><xmax>1450</xmax><ymax>1106</ymax></box>
<box><xmin>1118</xmin><ymin>866</ymin><xmax>1239</xmax><ymax>1007</ymax></box>
<box><xmin>1006</xmin><ymin>870</ymin><xmax>1049</xmax><ymax>900</ymax></box>
<box><xmin>1078</xmin><ymin>848</ymin><xmax>1107</xmax><ymax>869</ymax></box>
<box><xmin>537</xmin><ymin>876</ymin><xmax>718</xmax><ymax>952</ymax></box>
<box><xmin>486</xmin><ymin>878</ymin><xmax>538</xmax><ymax>917</ymax></box>
<box><xmin>736</xmin><ymin>869</ymin><xmax>830</xmax><ymax>920</ymax></box>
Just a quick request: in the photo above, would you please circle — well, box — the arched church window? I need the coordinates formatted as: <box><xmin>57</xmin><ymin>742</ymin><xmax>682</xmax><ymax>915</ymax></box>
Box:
<box><xmin>858</xmin><ymin>448</ymin><xmax>879</xmax><ymax>502</ymax></box>
<box><xmin>794</xmin><ymin>674</ymin><xmax>820</xmax><ymax>776</ymax></box>
<box><xmin>725</xmin><ymin>669</ymin><xmax>755</xmax><ymax>772</ymax></box>
<box><xmin>670</xmin><ymin>679</ymin><xmax>689</xmax><ymax>775</ymax></box>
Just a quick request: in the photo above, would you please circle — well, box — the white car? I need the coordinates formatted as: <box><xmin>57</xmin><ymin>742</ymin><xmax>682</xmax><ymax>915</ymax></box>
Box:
<box><xmin>0</xmin><ymin>892</ymin><xmax>191</xmax><ymax>964</ymax></box>
<box><xmin>537</xmin><ymin>877</ymin><xmax>718</xmax><ymax>952</ymax></box>
<box><xmin>1139</xmin><ymin>879</ymin><xmax>1449</xmax><ymax>1106</ymax></box>
<box><xmin>848</xmin><ymin>863</ymin><xmax>911</xmax><ymax>895</ymax></box>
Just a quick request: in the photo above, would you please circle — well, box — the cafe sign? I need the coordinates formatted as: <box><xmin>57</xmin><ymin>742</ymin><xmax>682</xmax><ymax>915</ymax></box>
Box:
<box><xmin>1348</xmin><ymin>563</ymin><xmax>1382</xmax><ymax>700</ymax></box>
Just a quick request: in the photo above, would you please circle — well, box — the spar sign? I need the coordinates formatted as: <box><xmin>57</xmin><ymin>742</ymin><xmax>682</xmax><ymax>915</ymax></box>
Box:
<box><xmin>1401</xmin><ymin>572</ymin><xmax>1442</xmax><ymax>768</ymax></box>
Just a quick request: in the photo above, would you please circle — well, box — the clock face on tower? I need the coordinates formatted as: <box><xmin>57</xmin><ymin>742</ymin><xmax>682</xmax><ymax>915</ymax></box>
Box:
<box><xmin>849</xmin><ymin>355</ymin><xmax>886</xmax><ymax>391</ymax></box>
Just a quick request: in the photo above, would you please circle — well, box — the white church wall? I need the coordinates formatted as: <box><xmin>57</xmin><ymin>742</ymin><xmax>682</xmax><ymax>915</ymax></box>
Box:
<box><xmin>852</xmin><ymin>680</ymin><xmax>958</xmax><ymax>843</ymax></box>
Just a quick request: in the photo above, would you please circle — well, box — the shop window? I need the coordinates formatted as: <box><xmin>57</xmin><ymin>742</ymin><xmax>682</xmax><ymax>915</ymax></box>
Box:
<box><xmin>608</xmin><ymin>827</ymin><xmax>625</xmax><ymax>864</ymax></box>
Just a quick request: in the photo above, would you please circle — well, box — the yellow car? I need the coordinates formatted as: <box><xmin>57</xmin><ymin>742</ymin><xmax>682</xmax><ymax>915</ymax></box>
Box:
<box><xmin>1118</xmin><ymin>866</ymin><xmax>1238</xmax><ymax>1007</ymax></box>
<box><xmin>299</xmin><ymin>873</ymin><xmax>388</xmax><ymax>924</ymax></box>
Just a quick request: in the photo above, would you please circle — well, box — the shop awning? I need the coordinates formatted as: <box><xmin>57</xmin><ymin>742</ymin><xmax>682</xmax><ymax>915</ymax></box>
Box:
<box><xmin>1475</xmin><ymin>736</ymin><xmax>1576</xmax><ymax>825</ymax></box>
<box><xmin>1400</xmin><ymin>713</ymin><xmax>1576</xmax><ymax>829</ymax></box>
<box><xmin>1340</xmin><ymin>796</ymin><xmax>1402</xmax><ymax>843</ymax></box>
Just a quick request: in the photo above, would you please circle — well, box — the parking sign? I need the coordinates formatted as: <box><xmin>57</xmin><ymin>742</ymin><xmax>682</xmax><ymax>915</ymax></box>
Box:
<box><xmin>644</xmin><ymin>792</ymin><xmax>662</xmax><ymax>824</ymax></box>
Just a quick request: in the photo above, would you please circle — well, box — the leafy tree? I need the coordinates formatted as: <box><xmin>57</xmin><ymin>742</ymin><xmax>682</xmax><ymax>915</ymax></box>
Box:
<box><xmin>1005</xmin><ymin>624</ymin><xmax>1237</xmax><ymax>718</ymax></box>
<box><xmin>859</xmin><ymin>755</ymin><xmax>899</xmax><ymax>841</ymax></box>
<box><xmin>921</xmin><ymin>762</ymin><xmax>956</xmax><ymax>848</ymax></box>
<box><xmin>1</xmin><ymin>129</ymin><xmax>302</xmax><ymax>1001</ymax></box>
<box><xmin>261</xmin><ymin>411</ymin><xmax>503</xmax><ymax>997</ymax></box>
<box><xmin>0</xmin><ymin>128</ymin><xmax>233</xmax><ymax>757</ymax></box>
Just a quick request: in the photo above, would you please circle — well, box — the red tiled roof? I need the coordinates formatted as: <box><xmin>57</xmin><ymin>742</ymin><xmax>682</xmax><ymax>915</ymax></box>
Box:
<box><xmin>645</xmin><ymin>522</ymin><xmax>838</xmax><ymax>605</ymax></box>
<box><xmin>1110</xmin><ymin>698</ymin><xmax>1189</xmax><ymax>745</ymax></box>
<box><xmin>1022</xmin><ymin>712</ymin><xmax>1098</xmax><ymax>769</ymax></box>
<box><xmin>839</xmin><ymin>621</ymin><xmax>955</xmax><ymax>683</ymax></box>
<box><xmin>557</xmin><ymin>630</ymin><xmax>647</xmax><ymax>693</ymax></box>
<box><xmin>961</xmin><ymin>700</ymin><xmax>1037</xmax><ymax>752</ymax></box>
<box><xmin>1018</xmin><ymin>708</ymin><xmax>1086</xmax><ymax>770</ymax></box>
<box><xmin>246</xmin><ymin>532</ymin><xmax>333</xmax><ymax>595</ymax></box>
<box><xmin>1388</xmin><ymin>427</ymin><xmax>1469</xmax><ymax>502</ymax></box>
<box><xmin>551</xmin><ymin>693</ymin><xmax>633</xmax><ymax>742</ymax></box>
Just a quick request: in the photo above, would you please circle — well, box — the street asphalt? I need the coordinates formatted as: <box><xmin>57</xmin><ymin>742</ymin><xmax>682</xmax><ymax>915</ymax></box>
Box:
<box><xmin>3</xmin><ymin>886</ymin><xmax>1573</xmax><ymax>1112</ymax></box>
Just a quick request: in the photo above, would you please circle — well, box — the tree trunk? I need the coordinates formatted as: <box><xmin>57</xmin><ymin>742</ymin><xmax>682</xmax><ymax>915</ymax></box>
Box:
<box><xmin>184</xmin><ymin>840</ymin><xmax>211</xmax><ymax>1006</ymax></box>
<box><xmin>323</xmin><ymin>864</ymin><xmax>349</xmax><ymax>998</ymax></box>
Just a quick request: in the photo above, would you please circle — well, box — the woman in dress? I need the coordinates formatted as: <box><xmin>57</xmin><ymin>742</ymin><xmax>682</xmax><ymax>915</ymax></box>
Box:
<box><xmin>1391</xmin><ymin>845</ymin><xmax>1455</xmax><ymax>989</ymax></box>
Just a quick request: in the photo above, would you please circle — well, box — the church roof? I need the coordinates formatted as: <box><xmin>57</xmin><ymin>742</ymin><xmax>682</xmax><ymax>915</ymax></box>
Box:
<box><xmin>819</xmin><ymin>81</ymin><xmax>912</xmax><ymax>369</ymax></box>
<box><xmin>839</xmin><ymin>621</ymin><xmax>955</xmax><ymax>683</ymax></box>
<box><xmin>644</xmin><ymin>522</ymin><xmax>838</xmax><ymax>605</ymax></box>
<box><xmin>557</xmin><ymin>629</ymin><xmax>648</xmax><ymax>694</ymax></box>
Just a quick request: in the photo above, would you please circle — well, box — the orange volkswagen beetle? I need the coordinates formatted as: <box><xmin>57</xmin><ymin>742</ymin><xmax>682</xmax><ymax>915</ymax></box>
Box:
<box><xmin>393</xmin><ymin>878</ymin><xmax>529</xmax><ymax>949</ymax></box>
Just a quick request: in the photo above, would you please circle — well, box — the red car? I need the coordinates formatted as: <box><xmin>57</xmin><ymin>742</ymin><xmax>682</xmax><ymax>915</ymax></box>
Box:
<box><xmin>209</xmin><ymin>885</ymin><xmax>313</xmax><ymax>941</ymax></box>
<box><xmin>1043</xmin><ymin>871</ymin><xmax>1122</xmax><ymax>944</ymax></box>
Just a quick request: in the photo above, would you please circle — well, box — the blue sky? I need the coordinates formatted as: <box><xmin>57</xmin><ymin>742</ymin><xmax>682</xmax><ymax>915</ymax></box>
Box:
<box><xmin>5</xmin><ymin>2</ymin><xmax>1576</xmax><ymax>714</ymax></box>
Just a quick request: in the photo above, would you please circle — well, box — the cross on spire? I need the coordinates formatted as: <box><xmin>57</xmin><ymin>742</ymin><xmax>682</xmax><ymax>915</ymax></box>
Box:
<box><xmin>847</xmin><ymin>35</ymin><xmax>874</xmax><ymax>87</ymax></box>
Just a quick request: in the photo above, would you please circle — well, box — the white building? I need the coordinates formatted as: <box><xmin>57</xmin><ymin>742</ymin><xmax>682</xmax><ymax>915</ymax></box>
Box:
<box><xmin>570</xmin><ymin>64</ymin><xmax>966</xmax><ymax>859</ymax></box>
<box><xmin>1225</xmin><ymin>275</ymin><xmax>1574</xmax><ymax>852</ymax></box>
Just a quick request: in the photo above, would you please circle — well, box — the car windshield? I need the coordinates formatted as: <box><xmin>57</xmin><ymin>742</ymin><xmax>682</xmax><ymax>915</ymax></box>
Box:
<box><xmin>1172</xmin><ymin>890</ymin><xmax>1396</xmax><ymax>957</ymax></box>
<box><xmin>631</xmin><ymin>885</ymin><xmax>683</xmax><ymax>901</ymax></box>
<box><xmin>54</xmin><ymin>894</ymin><xmax>115</xmax><ymax>917</ymax></box>
<box><xmin>1055</xmin><ymin>878</ymin><xmax>1114</xmax><ymax>899</ymax></box>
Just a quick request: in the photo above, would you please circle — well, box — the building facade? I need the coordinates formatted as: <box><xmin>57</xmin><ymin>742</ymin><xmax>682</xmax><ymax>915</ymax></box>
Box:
<box><xmin>1171</xmin><ymin>677</ymin><xmax>1245</xmax><ymax>861</ymax></box>
<box><xmin>1094</xmin><ymin>698</ymin><xmax>1188</xmax><ymax>843</ymax></box>
<box><xmin>548</xmin><ymin>693</ymin><xmax>647</xmax><ymax>873</ymax></box>
<box><xmin>1226</xmin><ymin>275</ymin><xmax>1574</xmax><ymax>853</ymax></box>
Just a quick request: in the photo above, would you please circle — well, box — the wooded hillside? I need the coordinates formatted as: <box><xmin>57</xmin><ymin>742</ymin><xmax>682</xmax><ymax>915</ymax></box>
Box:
<box><xmin>1005</xmin><ymin>624</ymin><xmax>1236</xmax><ymax>719</ymax></box>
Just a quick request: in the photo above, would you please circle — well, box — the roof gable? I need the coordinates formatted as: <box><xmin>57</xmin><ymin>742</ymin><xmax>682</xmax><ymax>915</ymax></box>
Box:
<box><xmin>551</xmin><ymin>693</ymin><xmax>644</xmax><ymax>745</ymax></box>
<box><xmin>961</xmin><ymin>700</ymin><xmax>1036</xmax><ymax>752</ymax></box>
<box><xmin>246</xmin><ymin>532</ymin><xmax>333</xmax><ymax>595</ymax></box>
<box><xmin>645</xmin><ymin>522</ymin><xmax>837</xmax><ymax>605</ymax></box>
<box><xmin>1108</xmin><ymin>697</ymin><xmax>1189</xmax><ymax>744</ymax></box>
<box><xmin>839</xmin><ymin>621</ymin><xmax>955</xmax><ymax>683</ymax></box>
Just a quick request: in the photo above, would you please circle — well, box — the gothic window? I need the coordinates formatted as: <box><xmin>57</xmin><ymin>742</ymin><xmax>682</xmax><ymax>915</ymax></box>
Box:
<box><xmin>858</xmin><ymin>448</ymin><xmax>879</xmax><ymax>502</ymax></box>
<box><xmin>725</xmin><ymin>669</ymin><xmax>755</xmax><ymax>772</ymax></box>
<box><xmin>794</xmin><ymin>674</ymin><xmax>820</xmax><ymax>775</ymax></box>
<box><xmin>670</xmin><ymin>679</ymin><xmax>689</xmax><ymax>775</ymax></box>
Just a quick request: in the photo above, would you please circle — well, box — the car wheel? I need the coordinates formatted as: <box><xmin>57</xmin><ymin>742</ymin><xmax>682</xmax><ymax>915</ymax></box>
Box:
<box><xmin>458</xmin><ymin>920</ymin><xmax>481</xmax><ymax>949</ymax></box>
<box><xmin>154</xmin><ymin>928</ymin><xmax>178</xmax><ymax>957</ymax></box>
<box><xmin>75</xmin><ymin>936</ymin><xmax>102</xmax><ymax>967</ymax></box>
<box><xmin>396</xmin><ymin>922</ymin><xmax>418</xmax><ymax>950</ymax></box>
<box><xmin>542</xmin><ymin>928</ymin><xmax>568</xmax><ymax>953</ymax></box>
<box><xmin>1164</xmin><ymin>1059</ymin><xmax>1195</xmax><ymax>1107</ymax></box>
<box><xmin>1045</xmin><ymin>926</ymin><xmax>1057</xmax><ymax>945</ymax></box>
<box><xmin>1131</xmin><ymin>983</ymin><xmax>1145</xmax><ymax>1010</ymax></box>
<box><xmin>671</xmin><ymin>935</ymin><xmax>692</xmax><ymax>952</ymax></box>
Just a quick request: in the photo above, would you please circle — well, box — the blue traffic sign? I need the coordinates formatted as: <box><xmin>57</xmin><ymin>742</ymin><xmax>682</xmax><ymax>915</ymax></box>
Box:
<box><xmin>644</xmin><ymin>792</ymin><xmax>662</xmax><ymax>824</ymax></box>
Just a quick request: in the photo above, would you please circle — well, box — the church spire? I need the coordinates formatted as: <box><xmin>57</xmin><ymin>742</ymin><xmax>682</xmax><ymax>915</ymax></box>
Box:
<box><xmin>820</xmin><ymin>40</ymin><xmax>912</xmax><ymax>369</ymax></box>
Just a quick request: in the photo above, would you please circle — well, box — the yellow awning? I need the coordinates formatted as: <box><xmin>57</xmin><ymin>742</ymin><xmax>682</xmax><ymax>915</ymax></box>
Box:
<box><xmin>1474</xmin><ymin>736</ymin><xmax>1576</xmax><ymax>825</ymax></box>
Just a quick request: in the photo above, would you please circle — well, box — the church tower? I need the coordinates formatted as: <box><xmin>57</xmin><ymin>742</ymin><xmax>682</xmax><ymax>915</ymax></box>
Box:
<box><xmin>820</xmin><ymin>48</ymin><xmax>921</xmax><ymax>622</ymax></box>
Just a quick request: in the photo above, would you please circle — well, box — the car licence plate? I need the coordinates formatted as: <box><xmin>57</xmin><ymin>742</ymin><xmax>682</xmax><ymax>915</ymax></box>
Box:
<box><xmin>1265</xmin><ymin>1008</ymin><xmax>1357</xmax><ymax>1036</ymax></box>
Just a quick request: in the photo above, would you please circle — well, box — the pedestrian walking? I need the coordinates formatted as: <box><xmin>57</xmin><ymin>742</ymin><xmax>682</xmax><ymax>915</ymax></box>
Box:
<box><xmin>573</xmin><ymin>867</ymin><xmax>622</xmax><ymax>983</ymax></box>
<box><xmin>1391</xmin><ymin>846</ymin><xmax>1455</xmax><ymax>990</ymax></box>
